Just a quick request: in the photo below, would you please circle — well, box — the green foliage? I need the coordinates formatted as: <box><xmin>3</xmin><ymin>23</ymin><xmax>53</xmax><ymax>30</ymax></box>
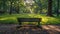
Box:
<box><xmin>0</xmin><ymin>0</ymin><xmax>60</xmax><ymax>14</ymax></box>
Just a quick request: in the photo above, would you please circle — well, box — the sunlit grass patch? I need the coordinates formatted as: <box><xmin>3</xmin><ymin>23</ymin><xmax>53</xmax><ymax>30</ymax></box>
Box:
<box><xmin>0</xmin><ymin>17</ymin><xmax>18</xmax><ymax>24</ymax></box>
<box><xmin>41</xmin><ymin>17</ymin><xmax>48</xmax><ymax>24</ymax></box>
<box><xmin>46</xmin><ymin>17</ymin><xmax>60</xmax><ymax>24</ymax></box>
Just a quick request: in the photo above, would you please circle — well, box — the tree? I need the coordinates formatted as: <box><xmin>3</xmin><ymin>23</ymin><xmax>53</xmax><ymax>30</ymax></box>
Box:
<box><xmin>33</xmin><ymin>0</ymin><xmax>42</xmax><ymax>14</ymax></box>
<box><xmin>47</xmin><ymin>0</ymin><xmax>53</xmax><ymax>17</ymax></box>
<box><xmin>9</xmin><ymin>0</ymin><xmax>20</xmax><ymax>14</ymax></box>
<box><xmin>0</xmin><ymin>0</ymin><xmax>7</xmax><ymax>14</ymax></box>
<box><xmin>56</xmin><ymin>0</ymin><xmax>59</xmax><ymax>16</ymax></box>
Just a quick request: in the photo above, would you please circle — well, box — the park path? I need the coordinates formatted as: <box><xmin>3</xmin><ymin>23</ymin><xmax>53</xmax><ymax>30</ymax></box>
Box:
<box><xmin>0</xmin><ymin>24</ymin><xmax>60</xmax><ymax>34</ymax></box>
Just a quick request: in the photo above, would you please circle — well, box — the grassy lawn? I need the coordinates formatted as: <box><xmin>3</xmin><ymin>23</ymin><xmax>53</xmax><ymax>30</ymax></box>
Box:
<box><xmin>0</xmin><ymin>14</ymin><xmax>60</xmax><ymax>25</ymax></box>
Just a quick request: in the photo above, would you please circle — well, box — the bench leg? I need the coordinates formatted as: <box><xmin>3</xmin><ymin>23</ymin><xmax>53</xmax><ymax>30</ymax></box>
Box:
<box><xmin>37</xmin><ymin>22</ymin><xmax>42</xmax><ymax>29</ymax></box>
<box><xmin>19</xmin><ymin>22</ymin><xmax>22</xmax><ymax>25</ymax></box>
<box><xmin>16</xmin><ymin>22</ymin><xmax>22</xmax><ymax>29</ymax></box>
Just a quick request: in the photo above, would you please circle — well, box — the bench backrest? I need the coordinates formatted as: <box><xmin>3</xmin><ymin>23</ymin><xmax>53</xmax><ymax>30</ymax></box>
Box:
<box><xmin>17</xmin><ymin>18</ymin><xmax>42</xmax><ymax>22</ymax></box>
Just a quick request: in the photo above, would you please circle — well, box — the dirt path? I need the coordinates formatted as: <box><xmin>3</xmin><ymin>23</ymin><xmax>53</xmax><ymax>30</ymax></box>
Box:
<box><xmin>42</xmin><ymin>25</ymin><xmax>60</xmax><ymax>34</ymax></box>
<box><xmin>0</xmin><ymin>24</ymin><xmax>60</xmax><ymax>34</ymax></box>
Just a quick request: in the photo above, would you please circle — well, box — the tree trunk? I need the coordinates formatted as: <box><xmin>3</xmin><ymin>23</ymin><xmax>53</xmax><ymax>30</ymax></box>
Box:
<box><xmin>56</xmin><ymin>0</ymin><xmax>59</xmax><ymax>16</ymax></box>
<box><xmin>40</xmin><ymin>4</ymin><xmax>42</xmax><ymax>14</ymax></box>
<box><xmin>47</xmin><ymin>0</ymin><xmax>53</xmax><ymax>17</ymax></box>
<box><xmin>3</xmin><ymin>1</ymin><xmax>5</xmax><ymax>9</ymax></box>
<box><xmin>9</xmin><ymin>0</ymin><xmax>13</xmax><ymax>14</ymax></box>
<box><xmin>16</xmin><ymin>6</ymin><xmax>19</xmax><ymax>14</ymax></box>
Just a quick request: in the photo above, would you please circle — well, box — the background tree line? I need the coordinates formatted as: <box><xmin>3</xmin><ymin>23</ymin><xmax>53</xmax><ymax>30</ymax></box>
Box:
<box><xmin>0</xmin><ymin>0</ymin><xmax>60</xmax><ymax>17</ymax></box>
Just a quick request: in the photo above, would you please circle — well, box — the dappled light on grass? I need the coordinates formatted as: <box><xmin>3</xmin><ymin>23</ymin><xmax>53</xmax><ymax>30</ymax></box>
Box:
<box><xmin>41</xmin><ymin>17</ymin><xmax>48</xmax><ymax>24</ymax></box>
<box><xmin>46</xmin><ymin>17</ymin><xmax>60</xmax><ymax>24</ymax></box>
<box><xmin>0</xmin><ymin>18</ymin><xmax>8</xmax><ymax>20</ymax></box>
<box><xmin>0</xmin><ymin>17</ymin><xmax>16</xmax><ymax>20</ymax></box>
<box><xmin>0</xmin><ymin>17</ymin><xmax>18</xmax><ymax>24</ymax></box>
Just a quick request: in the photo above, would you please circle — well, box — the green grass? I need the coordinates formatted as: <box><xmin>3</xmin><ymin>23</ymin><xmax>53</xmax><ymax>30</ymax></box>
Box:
<box><xmin>0</xmin><ymin>14</ymin><xmax>60</xmax><ymax>25</ymax></box>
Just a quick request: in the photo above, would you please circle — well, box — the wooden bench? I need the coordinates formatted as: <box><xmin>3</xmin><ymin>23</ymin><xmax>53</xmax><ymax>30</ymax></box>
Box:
<box><xmin>17</xmin><ymin>18</ymin><xmax>42</xmax><ymax>28</ymax></box>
